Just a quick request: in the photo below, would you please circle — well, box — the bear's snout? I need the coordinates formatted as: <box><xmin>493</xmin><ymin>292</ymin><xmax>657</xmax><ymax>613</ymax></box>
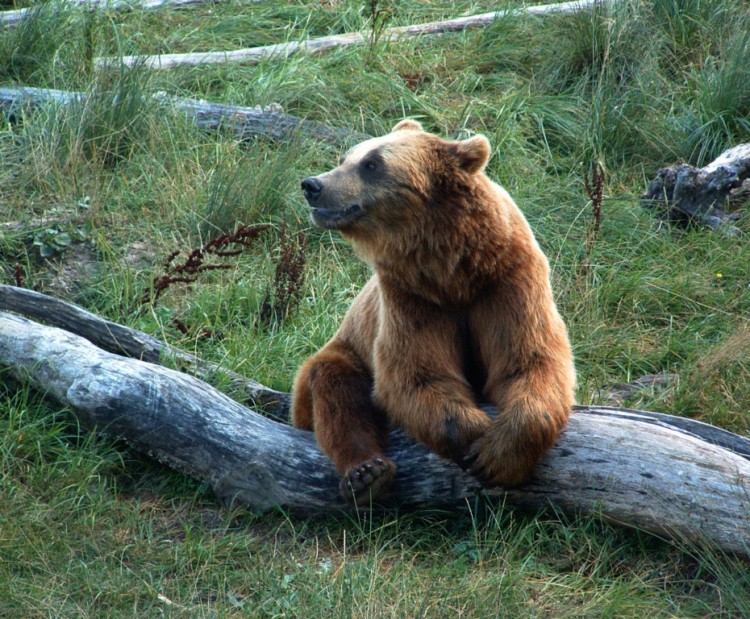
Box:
<box><xmin>301</xmin><ymin>177</ymin><xmax>323</xmax><ymax>204</ymax></box>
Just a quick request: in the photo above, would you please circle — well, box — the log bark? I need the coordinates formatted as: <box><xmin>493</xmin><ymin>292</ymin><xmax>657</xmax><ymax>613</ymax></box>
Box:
<box><xmin>1</xmin><ymin>298</ymin><xmax>749</xmax><ymax>557</ymax></box>
<box><xmin>0</xmin><ymin>86</ymin><xmax>364</xmax><ymax>147</ymax></box>
<box><xmin>642</xmin><ymin>143</ymin><xmax>750</xmax><ymax>236</ymax></box>
<box><xmin>0</xmin><ymin>284</ymin><xmax>289</xmax><ymax>421</ymax></box>
<box><xmin>96</xmin><ymin>0</ymin><xmax>610</xmax><ymax>70</ymax></box>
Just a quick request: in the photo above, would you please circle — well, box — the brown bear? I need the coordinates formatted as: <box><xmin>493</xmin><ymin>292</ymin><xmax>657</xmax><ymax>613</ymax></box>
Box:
<box><xmin>292</xmin><ymin>120</ymin><xmax>576</xmax><ymax>504</ymax></box>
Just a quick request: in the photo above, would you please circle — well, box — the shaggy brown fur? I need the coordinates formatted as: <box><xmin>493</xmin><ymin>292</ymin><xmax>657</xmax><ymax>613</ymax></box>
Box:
<box><xmin>293</xmin><ymin>120</ymin><xmax>576</xmax><ymax>504</ymax></box>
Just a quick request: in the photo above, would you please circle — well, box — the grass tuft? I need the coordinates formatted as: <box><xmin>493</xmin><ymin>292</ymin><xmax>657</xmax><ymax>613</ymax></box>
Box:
<box><xmin>682</xmin><ymin>25</ymin><xmax>750</xmax><ymax>164</ymax></box>
<box><xmin>199</xmin><ymin>140</ymin><xmax>302</xmax><ymax>239</ymax></box>
<box><xmin>0</xmin><ymin>2</ymin><xmax>89</xmax><ymax>85</ymax></box>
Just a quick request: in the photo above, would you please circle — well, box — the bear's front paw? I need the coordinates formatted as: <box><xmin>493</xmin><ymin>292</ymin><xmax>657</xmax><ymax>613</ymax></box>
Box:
<box><xmin>463</xmin><ymin>437</ymin><xmax>531</xmax><ymax>488</ymax></box>
<box><xmin>462</xmin><ymin>439</ymin><xmax>498</xmax><ymax>487</ymax></box>
<box><xmin>339</xmin><ymin>457</ymin><xmax>397</xmax><ymax>505</ymax></box>
<box><xmin>441</xmin><ymin>413</ymin><xmax>492</xmax><ymax>467</ymax></box>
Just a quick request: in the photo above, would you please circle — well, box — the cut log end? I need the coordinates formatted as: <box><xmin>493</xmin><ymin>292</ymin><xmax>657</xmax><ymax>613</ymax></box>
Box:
<box><xmin>642</xmin><ymin>143</ymin><xmax>749</xmax><ymax>236</ymax></box>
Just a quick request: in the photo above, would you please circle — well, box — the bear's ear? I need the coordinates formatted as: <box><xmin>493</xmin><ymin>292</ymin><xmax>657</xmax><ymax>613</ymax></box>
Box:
<box><xmin>392</xmin><ymin>119</ymin><xmax>424</xmax><ymax>133</ymax></box>
<box><xmin>452</xmin><ymin>135</ymin><xmax>491</xmax><ymax>174</ymax></box>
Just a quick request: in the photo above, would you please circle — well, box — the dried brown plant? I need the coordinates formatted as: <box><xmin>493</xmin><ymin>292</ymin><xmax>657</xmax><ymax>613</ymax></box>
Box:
<box><xmin>144</xmin><ymin>224</ymin><xmax>271</xmax><ymax>307</ymax></box>
<box><xmin>259</xmin><ymin>226</ymin><xmax>308</xmax><ymax>327</ymax></box>
<box><xmin>576</xmin><ymin>162</ymin><xmax>605</xmax><ymax>285</ymax></box>
<box><xmin>13</xmin><ymin>264</ymin><xmax>25</xmax><ymax>288</ymax></box>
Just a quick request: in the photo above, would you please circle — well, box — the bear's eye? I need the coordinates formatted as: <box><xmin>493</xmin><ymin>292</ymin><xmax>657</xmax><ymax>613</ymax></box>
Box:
<box><xmin>357</xmin><ymin>150</ymin><xmax>384</xmax><ymax>177</ymax></box>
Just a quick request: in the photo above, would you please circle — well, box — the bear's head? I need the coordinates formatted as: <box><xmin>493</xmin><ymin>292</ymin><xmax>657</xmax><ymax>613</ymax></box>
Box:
<box><xmin>300</xmin><ymin>121</ymin><xmax>492</xmax><ymax>244</ymax></box>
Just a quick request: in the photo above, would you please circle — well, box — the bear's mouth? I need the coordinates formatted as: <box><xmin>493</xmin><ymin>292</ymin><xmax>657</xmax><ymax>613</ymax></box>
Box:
<box><xmin>311</xmin><ymin>204</ymin><xmax>364</xmax><ymax>229</ymax></box>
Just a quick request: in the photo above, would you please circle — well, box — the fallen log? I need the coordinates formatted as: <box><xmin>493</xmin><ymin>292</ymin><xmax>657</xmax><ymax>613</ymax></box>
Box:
<box><xmin>0</xmin><ymin>86</ymin><xmax>364</xmax><ymax>146</ymax></box>
<box><xmin>0</xmin><ymin>284</ymin><xmax>289</xmax><ymax>420</ymax></box>
<box><xmin>0</xmin><ymin>298</ymin><xmax>749</xmax><ymax>557</ymax></box>
<box><xmin>642</xmin><ymin>143</ymin><xmax>750</xmax><ymax>236</ymax></box>
<box><xmin>97</xmin><ymin>0</ymin><xmax>610</xmax><ymax>70</ymax></box>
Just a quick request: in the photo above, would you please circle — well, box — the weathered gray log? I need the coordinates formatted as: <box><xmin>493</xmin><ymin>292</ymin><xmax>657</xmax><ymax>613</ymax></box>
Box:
<box><xmin>0</xmin><ymin>86</ymin><xmax>364</xmax><ymax>146</ymax></box>
<box><xmin>642</xmin><ymin>143</ymin><xmax>750</xmax><ymax>235</ymax></box>
<box><xmin>1</xmin><ymin>216</ymin><xmax>75</xmax><ymax>233</ymax></box>
<box><xmin>161</xmin><ymin>93</ymin><xmax>367</xmax><ymax>145</ymax></box>
<box><xmin>97</xmin><ymin>0</ymin><xmax>610</xmax><ymax>70</ymax></box>
<box><xmin>2</xmin><ymin>283</ymin><xmax>741</xmax><ymax>456</ymax></box>
<box><xmin>1</xmin><ymin>309</ymin><xmax>749</xmax><ymax>558</ymax></box>
<box><xmin>0</xmin><ymin>284</ymin><xmax>289</xmax><ymax>420</ymax></box>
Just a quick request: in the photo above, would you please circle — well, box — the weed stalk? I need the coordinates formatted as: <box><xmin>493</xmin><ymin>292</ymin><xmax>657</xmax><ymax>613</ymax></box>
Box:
<box><xmin>260</xmin><ymin>226</ymin><xmax>308</xmax><ymax>327</ymax></box>
<box><xmin>365</xmin><ymin>0</ymin><xmax>392</xmax><ymax>56</ymax></box>
<box><xmin>576</xmin><ymin>161</ymin><xmax>605</xmax><ymax>285</ymax></box>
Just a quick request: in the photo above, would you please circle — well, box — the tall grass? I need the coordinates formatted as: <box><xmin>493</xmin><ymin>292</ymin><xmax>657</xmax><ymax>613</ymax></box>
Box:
<box><xmin>652</xmin><ymin>0</ymin><xmax>734</xmax><ymax>62</ymax></box>
<box><xmin>199</xmin><ymin>141</ymin><xmax>302</xmax><ymax>239</ymax></box>
<box><xmin>4</xmin><ymin>63</ymin><xmax>156</xmax><ymax>200</ymax></box>
<box><xmin>0</xmin><ymin>2</ymin><xmax>96</xmax><ymax>85</ymax></box>
<box><xmin>682</xmin><ymin>25</ymin><xmax>750</xmax><ymax>164</ymax></box>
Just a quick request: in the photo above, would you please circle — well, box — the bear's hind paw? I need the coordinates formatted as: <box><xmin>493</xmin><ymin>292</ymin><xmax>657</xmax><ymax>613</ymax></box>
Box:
<box><xmin>339</xmin><ymin>457</ymin><xmax>396</xmax><ymax>505</ymax></box>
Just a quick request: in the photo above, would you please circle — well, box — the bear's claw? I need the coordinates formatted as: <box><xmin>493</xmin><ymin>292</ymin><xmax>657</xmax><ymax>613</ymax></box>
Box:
<box><xmin>340</xmin><ymin>457</ymin><xmax>396</xmax><ymax>505</ymax></box>
<box><xmin>463</xmin><ymin>442</ymin><xmax>501</xmax><ymax>488</ymax></box>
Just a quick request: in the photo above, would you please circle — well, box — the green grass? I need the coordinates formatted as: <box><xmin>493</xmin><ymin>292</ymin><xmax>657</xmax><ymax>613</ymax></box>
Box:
<box><xmin>1</xmin><ymin>0</ymin><xmax>750</xmax><ymax>616</ymax></box>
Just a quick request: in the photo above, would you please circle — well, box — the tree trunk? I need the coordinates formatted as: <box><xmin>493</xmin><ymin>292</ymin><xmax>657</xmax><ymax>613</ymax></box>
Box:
<box><xmin>0</xmin><ymin>293</ymin><xmax>749</xmax><ymax>558</ymax></box>
<box><xmin>0</xmin><ymin>86</ymin><xmax>364</xmax><ymax>147</ymax></box>
<box><xmin>97</xmin><ymin>0</ymin><xmax>610</xmax><ymax>70</ymax></box>
<box><xmin>641</xmin><ymin>143</ymin><xmax>750</xmax><ymax>236</ymax></box>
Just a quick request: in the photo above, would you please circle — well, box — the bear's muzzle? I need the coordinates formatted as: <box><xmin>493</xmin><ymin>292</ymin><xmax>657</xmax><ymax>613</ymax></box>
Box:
<box><xmin>301</xmin><ymin>176</ymin><xmax>364</xmax><ymax>230</ymax></box>
<box><xmin>301</xmin><ymin>177</ymin><xmax>323</xmax><ymax>203</ymax></box>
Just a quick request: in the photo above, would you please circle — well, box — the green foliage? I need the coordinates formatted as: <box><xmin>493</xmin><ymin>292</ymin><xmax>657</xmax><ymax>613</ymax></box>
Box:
<box><xmin>33</xmin><ymin>227</ymin><xmax>73</xmax><ymax>257</ymax></box>
<box><xmin>4</xmin><ymin>63</ymin><xmax>157</xmax><ymax>202</ymax></box>
<box><xmin>199</xmin><ymin>141</ymin><xmax>301</xmax><ymax>238</ymax></box>
<box><xmin>364</xmin><ymin>0</ymin><xmax>394</xmax><ymax>57</ymax></box>
<box><xmin>74</xmin><ymin>64</ymin><xmax>156</xmax><ymax>168</ymax></box>
<box><xmin>652</xmin><ymin>0</ymin><xmax>734</xmax><ymax>61</ymax></box>
<box><xmin>682</xmin><ymin>25</ymin><xmax>750</xmax><ymax>164</ymax></box>
<box><xmin>1</xmin><ymin>0</ymin><xmax>750</xmax><ymax>615</ymax></box>
<box><xmin>0</xmin><ymin>2</ymin><xmax>97</xmax><ymax>85</ymax></box>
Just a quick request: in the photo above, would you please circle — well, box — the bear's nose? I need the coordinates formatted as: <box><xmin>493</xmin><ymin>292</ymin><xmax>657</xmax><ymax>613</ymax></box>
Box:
<box><xmin>301</xmin><ymin>177</ymin><xmax>323</xmax><ymax>202</ymax></box>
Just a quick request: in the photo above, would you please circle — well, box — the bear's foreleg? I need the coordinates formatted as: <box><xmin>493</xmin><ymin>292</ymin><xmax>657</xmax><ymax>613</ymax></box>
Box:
<box><xmin>465</xmin><ymin>358</ymin><xmax>574</xmax><ymax>487</ymax></box>
<box><xmin>467</xmin><ymin>284</ymin><xmax>576</xmax><ymax>487</ymax></box>
<box><xmin>291</xmin><ymin>340</ymin><xmax>396</xmax><ymax>504</ymax></box>
<box><xmin>373</xmin><ymin>303</ymin><xmax>492</xmax><ymax>466</ymax></box>
<box><xmin>373</xmin><ymin>370</ymin><xmax>492</xmax><ymax>466</ymax></box>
